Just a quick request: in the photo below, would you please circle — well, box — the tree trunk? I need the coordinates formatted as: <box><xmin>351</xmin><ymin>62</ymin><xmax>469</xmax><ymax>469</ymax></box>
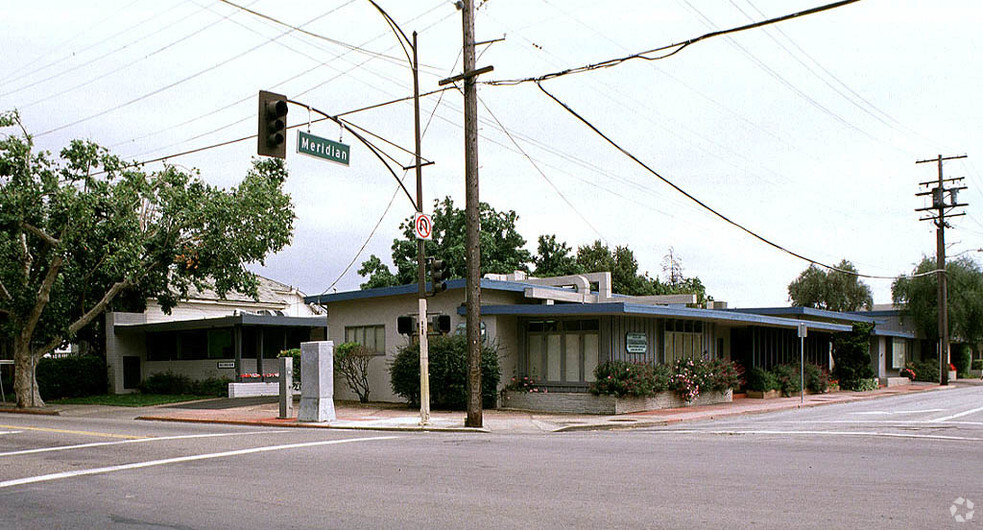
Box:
<box><xmin>13</xmin><ymin>340</ymin><xmax>43</xmax><ymax>408</ymax></box>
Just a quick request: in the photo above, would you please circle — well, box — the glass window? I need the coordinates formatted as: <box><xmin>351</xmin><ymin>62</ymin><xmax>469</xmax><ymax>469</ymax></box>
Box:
<box><xmin>546</xmin><ymin>334</ymin><xmax>562</xmax><ymax>381</ymax></box>
<box><xmin>207</xmin><ymin>329</ymin><xmax>232</xmax><ymax>359</ymax></box>
<box><xmin>892</xmin><ymin>339</ymin><xmax>907</xmax><ymax>369</ymax></box>
<box><xmin>584</xmin><ymin>333</ymin><xmax>599</xmax><ymax>383</ymax></box>
<box><xmin>527</xmin><ymin>335</ymin><xmax>543</xmax><ymax>380</ymax></box>
<box><xmin>565</xmin><ymin>334</ymin><xmax>581</xmax><ymax>381</ymax></box>
<box><xmin>344</xmin><ymin>325</ymin><xmax>385</xmax><ymax>354</ymax></box>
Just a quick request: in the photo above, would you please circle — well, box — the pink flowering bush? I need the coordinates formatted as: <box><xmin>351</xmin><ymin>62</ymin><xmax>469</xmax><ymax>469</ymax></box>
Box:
<box><xmin>504</xmin><ymin>376</ymin><xmax>543</xmax><ymax>393</ymax></box>
<box><xmin>590</xmin><ymin>358</ymin><xmax>740</xmax><ymax>402</ymax></box>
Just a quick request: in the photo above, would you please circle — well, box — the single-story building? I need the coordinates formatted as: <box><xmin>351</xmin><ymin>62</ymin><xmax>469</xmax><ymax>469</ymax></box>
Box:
<box><xmin>105</xmin><ymin>276</ymin><xmax>326</xmax><ymax>393</ymax></box>
<box><xmin>305</xmin><ymin>271</ymin><xmax>919</xmax><ymax>404</ymax></box>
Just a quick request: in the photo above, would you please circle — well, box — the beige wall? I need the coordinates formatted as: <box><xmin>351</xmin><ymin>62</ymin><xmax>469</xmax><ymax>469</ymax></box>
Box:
<box><xmin>325</xmin><ymin>288</ymin><xmax>524</xmax><ymax>404</ymax></box>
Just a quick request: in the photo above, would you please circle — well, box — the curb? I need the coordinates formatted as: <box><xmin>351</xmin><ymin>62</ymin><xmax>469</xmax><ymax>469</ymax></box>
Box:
<box><xmin>551</xmin><ymin>384</ymin><xmax>950</xmax><ymax>432</ymax></box>
<box><xmin>136</xmin><ymin>415</ymin><xmax>490</xmax><ymax>434</ymax></box>
<box><xmin>0</xmin><ymin>407</ymin><xmax>60</xmax><ymax>416</ymax></box>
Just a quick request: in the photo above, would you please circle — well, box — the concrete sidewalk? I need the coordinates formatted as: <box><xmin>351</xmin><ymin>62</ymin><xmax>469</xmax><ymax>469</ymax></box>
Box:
<box><xmin>130</xmin><ymin>381</ymin><xmax>964</xmax><ymax>434</ymax></box>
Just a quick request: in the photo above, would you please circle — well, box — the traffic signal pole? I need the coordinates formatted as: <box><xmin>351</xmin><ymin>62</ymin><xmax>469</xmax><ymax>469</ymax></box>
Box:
<box><xmin>412</xmin><ymin>31</ymin><xmax>432</xmax><ymax>426</ymax></box>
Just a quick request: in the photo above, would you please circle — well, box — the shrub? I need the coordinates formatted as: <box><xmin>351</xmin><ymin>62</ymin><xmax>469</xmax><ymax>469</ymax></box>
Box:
<box><xmin>590</xmin><ymin>361</ymin><xmax>667</xmax><ymax>397</ymax></box>
<box><xmin>36</xmin><ymin>355</ymin><xmax>107</xmax><ymax>400</ymax></box>
<box><xmin>278</xmin><ymin>348</ymin><xmax>301</xmax><ymax>390</ymax></box>
<box><xmin>804</xmin><ymin>364</ymin><xmax>829</xmax><ymax>394</ymax></box>
<box><xmin>852</xmin><ymin>377</ymin><xmax>879</xmax><ymax>392</ymax></box>
<box><xmin>899</xmin><ymin>366</ymin><xmax>916</xmax><ymax>380</ymax></box>
<box><xmin>973</xmin><ymin>359</ymin><xmax>983</xmax><ymax>371</ymax></box>
<box><xmin>335</xmin><ymin>342</ymin><xmax>373</xmax><ymax>403</ymax></box>
<box><xmin>770</xmin><ymin>364</ymin><xmax>802</xmax><ymax>396</ymax></box>
<box><xmin>190</xmin><ymin>377</ymin><xmax>233</xmax><ymax>397</ymax></box>
<box><xmin>390</xmin><ymin>334</ymin><xmax>499</xmax><ymax>410</ymax></box>
<box><xmin>745</xmin><ymin>367</ymin><xmax>779</xmax><ymax>392</ymax></box>
<box><xmin>908</xmin><ymin>360</ymin><xmax>940</xmax><ymax>383</ymax></box>
<box><xmin>138</xmin><ymin>371</ymin><xmax>194</xmax><ymax>395</ymax></box>
<box><xmin>953</xmin><ymin>345</ymin><xmax>972</xmax><ymax>378</ymax></box>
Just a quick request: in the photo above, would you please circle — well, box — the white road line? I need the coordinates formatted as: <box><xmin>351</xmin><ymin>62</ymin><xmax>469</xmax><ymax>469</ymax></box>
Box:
<box><xmin>0</xmin><ymin>436</ymin><xmax>399</xmax><ymax>489</ymax></box>
<box><xmin>849</xmin><ymin>409</ymin><xmax>945</xmax><ymax>415</ymax></box>
<box><xmin>929</xmin><ymin>405</ymin><xmax>983</xmax><ymax>423</ymax></box>
<box><xmin>0</xmin><ymin>431</ymin><xmax>22</xmax><ymax>436</ymax></box>
<box><xmin>773</xmin><ymin>420</ymin><xmax>983</xmax><ymax>427</ymax></box>
<box><xmin>0</xmin><ymin>430</ymin><xmax>289</xmax><ymax>457</ymax></box>
<box><xmin>650</xmin><ymin>429</ymin><xmax>983</xmax><ymax>442</ymax></box>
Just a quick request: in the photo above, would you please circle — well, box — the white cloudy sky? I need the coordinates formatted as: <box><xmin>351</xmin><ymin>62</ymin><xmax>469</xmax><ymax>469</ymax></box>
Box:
<box><xmin>3</xmin><ymin>0</ymin><xmax>982</xmax><ymax>308</ymax></box>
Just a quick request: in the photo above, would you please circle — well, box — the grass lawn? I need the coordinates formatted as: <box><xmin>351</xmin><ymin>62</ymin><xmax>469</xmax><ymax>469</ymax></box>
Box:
<box><xmin>48</xmin><ymin>394</ymin><xmax>219</xmax><ymax>407</ymax></box>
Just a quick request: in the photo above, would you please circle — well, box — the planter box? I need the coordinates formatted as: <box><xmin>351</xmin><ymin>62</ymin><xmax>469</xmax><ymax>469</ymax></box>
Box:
<box><xmin>501</xmin><ymin>389</ymin><xmax>732</xmax><ymax>415</ymax></box>
<box><xmin>879</xmin><ymin>377</ymin><xmax>911</xmax><ymax>387</ymax></box>
<box><xmin>746</xmin><ymin>389</ymin><xmax>781</xmax><ymax>399</ymax></box>
<box><xmin>228</xmin><ymin>382</ymin><xmax>280</xmax><ymax>398</ymax></box>
<box><xmin>948</xmin><ymin>370</ymin><xmax>958</xmax><ymax>381</ymax></box>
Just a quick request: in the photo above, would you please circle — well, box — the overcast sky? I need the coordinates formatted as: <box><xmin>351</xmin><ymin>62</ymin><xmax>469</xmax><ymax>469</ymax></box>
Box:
<box><xmin>3</xmin><ymin>0</ymin><xmax>982</xmax><ymax>308</ymax></box>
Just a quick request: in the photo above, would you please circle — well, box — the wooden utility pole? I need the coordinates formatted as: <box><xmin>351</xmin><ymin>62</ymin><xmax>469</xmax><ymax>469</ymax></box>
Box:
<box><xmin>462</xmin><ymin>0</ymin><xmax>482</xmax><ymax>428</ymax></box>
<box><xmin>915</xmin><ymin>154</ymin><xmax>968</xmax><ymax>385</ymax></box>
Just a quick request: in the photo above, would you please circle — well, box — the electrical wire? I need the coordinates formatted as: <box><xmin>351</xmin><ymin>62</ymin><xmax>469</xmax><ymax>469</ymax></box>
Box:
<box><xmin>536</xmin><ymin>81</ymin><xmax>940</xmax><ymax>281</ymax></box>
<box><xmin>36</xmin><ymin>2</ymin><xmax>361</xmax><ymax>138</ymax></box>
<box><xmin>484</xmin><ymin>0</ymin><xmax>861</xmax><ymax>86</ymax></box>
<box><xmin>317</xmin><ymin>62</ymin><xmax>456</xmax><ymax>296</ymax></box>
<box><xmin>472</xmin><ymin>89</ymin><xmax>609</xmax><ymax>245</ymax></box>
<box><xmin>217</xmin><ymin>0</ymin><xmax>441</xmax><ymax>74</ymax></box>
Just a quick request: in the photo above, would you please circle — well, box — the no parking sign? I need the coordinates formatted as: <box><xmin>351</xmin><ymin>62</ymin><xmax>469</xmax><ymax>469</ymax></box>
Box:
<box><xmin>414</xmin><ymin>212</ymin><xmax>433</xmax><ymax>240</ymax></box>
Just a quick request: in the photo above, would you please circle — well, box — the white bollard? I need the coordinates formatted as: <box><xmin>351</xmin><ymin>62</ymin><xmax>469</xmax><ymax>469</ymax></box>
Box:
<box><xmin>278</xmin><ymin>355</ymin><xmax>293</xmax><ymax>419</ymax></box>
<box><xmin>297</xmin><ymin>341</ymin><xmax>336</xmax><ymax>422</ymax></box>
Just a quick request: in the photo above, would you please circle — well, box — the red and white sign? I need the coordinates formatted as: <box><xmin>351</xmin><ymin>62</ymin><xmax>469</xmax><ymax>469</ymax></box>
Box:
<box><xmin>414</xmin><ymin>212</ymin><xmax>433</xmax><ymax>240</ymax></box>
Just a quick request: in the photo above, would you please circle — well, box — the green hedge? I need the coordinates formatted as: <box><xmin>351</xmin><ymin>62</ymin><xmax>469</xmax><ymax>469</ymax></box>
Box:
<box><xmin>390</xmin><ymin>334</ymin><xmax>500</xmax><ymax>410</ymax></box>
<box><xmin>36</xmin><ymin>355</ymin><xmax>107</xmax><ymax>400</ymax></box>
<box><xmin>138</xmin><ymin>371</ymin><xmax>230</xmax><ymax>396</ymax></box>
<box><xmin>954</xmin><ymin>345</ymin><xmax>972</xmax><ymax>378</ymax></box>
<box><xmin>590</xmin><ymin>358</ymin><xmax>740</xmax><ymax>402</ymax></box>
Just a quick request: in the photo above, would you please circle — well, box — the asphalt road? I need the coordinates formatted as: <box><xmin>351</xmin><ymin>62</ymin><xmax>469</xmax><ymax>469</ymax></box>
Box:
<box><xmin>1</xmin><ymin>385</ymin><xmax>980</xmax><ymax>529</ymax></box>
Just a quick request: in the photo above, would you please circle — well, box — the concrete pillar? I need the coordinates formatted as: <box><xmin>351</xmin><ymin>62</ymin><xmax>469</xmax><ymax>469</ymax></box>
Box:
<box><xmin>297</xmin><ymin>341</ymin><xmax>336</xmax><ymax>422</ymax></box>
<box><xmin>278</xmin><ymin>355</ymin><xmax>293</xmax><ymax>419</ymax></box>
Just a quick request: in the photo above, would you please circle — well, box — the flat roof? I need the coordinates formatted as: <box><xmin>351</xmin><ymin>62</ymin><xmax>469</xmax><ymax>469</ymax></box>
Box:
<box><xmin>114</xmin><ymin>314</ymin><xmax>327</xmax><ymax>334</ymax></box>
<box><xmin>305</xmin><ymin>278</ymin><xmax>572</xmax><ymax>304</ymax></box>
<box><xmin>465</xmin><ymin>302</ymin><xmax>854</xmax><ymax>332</ymax></box>
<box><xmin>727</xmin><ymin>306</ymin><xmax>879</xmax><ymax>324</ymax></box>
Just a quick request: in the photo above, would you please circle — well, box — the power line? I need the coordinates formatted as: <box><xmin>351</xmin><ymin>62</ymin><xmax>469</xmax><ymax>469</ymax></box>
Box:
<box><xmin>536</xmin><ymin>80</ymin><xmax>931</xmax><ymax>281</ymax></box>
<box><xmin>216</xmin><ymin>0</ymin><xmax>442</xmax><ymax>74</ymax></box>
<box><xmin>0</xmin><ymin>0</ymin><xmax>174</xmax><ymax>89</ymax></box>
<box><xmin>484</xmin><ymin>0</ymin><xmax>861</xmax><ymax>86</ymax></box>
<box><xmin>35</xmin><ymin>2</ymin><xmax>362</xmax><ymax>138</ymax></box>
<box><xmin>14</xmin><ymin>1</ymin><xmax>249</xmax><ymax>108</ymax></box>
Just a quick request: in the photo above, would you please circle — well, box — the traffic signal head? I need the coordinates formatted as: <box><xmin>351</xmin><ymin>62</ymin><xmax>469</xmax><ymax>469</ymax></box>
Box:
<box><xmin>429</xmin><ymin>259</ymin><xmax>448</xmax><ymax>294</ymax></box>
<box><xmin>258</xmin><ymin>90</ymin><xmax>288</xmax><ymax>159</ymax></box>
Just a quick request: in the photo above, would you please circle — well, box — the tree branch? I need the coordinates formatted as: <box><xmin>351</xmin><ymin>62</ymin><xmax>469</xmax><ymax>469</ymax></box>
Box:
<box><xmin>20</xmin><ymin>222</ymin><xmax>60</xmax><ymax>247</ymax></box>
<box><xmin>20</xmin><ymin>255</ymin><xmax>63</xmax><ymax>353</ymax></box>
<box><xmin>0</xmin><ymin>279</ymin><xmax>10</xmax><ymax>301</ymax></box>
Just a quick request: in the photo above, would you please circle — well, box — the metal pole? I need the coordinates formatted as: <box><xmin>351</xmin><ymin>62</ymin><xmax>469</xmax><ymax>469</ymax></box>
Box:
<box><xmin>462</xmin><ymin>0</ymin><xmax>483</xmax><ymax>428</ymax></box>
<box><xmin>412</xmin><ymin>31</ymin><xmax>431</xmax><ymax>426</ymax></box>
<box><xmin>800</xmin><ymin>335</ymin><xmax>805</xmax><ymax>404</ymax></box>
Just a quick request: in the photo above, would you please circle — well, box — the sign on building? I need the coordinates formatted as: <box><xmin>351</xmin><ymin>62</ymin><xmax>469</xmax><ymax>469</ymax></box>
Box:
<box><xmin>626</xmin><ymin>332</ymin><xmax>647</xmax><ymax>354</ymax></box>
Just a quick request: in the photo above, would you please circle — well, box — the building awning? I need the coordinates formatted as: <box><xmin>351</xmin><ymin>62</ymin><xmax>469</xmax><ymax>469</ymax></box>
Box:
<box><xmin>114</xmin><ymin>314</ymin><xmax>327</xmax><ymax>334</ymax></box>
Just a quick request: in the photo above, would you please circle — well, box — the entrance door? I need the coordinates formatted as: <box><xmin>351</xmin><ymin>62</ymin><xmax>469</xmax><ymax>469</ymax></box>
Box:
<box><xmin>123</xmin><ymin>356</ymin><xmax>140</xmax><ymax>390</ymax></box>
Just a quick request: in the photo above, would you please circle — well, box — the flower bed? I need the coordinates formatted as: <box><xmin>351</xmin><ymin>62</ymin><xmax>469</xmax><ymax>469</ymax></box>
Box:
<box><xmin>502</xmin><ymin>388</ymin><xmax>732</xmax><ymax>415</ymax></box>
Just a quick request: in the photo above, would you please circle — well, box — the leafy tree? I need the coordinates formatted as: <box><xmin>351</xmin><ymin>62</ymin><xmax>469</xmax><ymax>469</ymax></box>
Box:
<box><xmin>787</xmin><ymin>260</ymin><xmax>873</xmax><ymax>312</ymax></box>
<box><xmin>831</xmin><ymin>322</ymin><xmax>875</xmax><ymax>389</ymax></box>
<box><xmin>892</xmin><ymin>256</ymin><xmax>983</xmax><ymax>346</ymax></box>
<box><xmin>359</xmin><ymin>196</ymin><xmax>533</xmax><ymax>288</ymax></box>
<box><xmin>0</xmin><ymin>111</ymin><xmax>294</xmax><ymax>407</ymax></box>
<box><xmin>532</xmin><ymin>234</ymin><xmax>583</xmax><ymax>277</ymax></box>
<box><xmin>573</xmin><ymin>240</ymin><xmax>709</xmax><ymax>302</ymax></box>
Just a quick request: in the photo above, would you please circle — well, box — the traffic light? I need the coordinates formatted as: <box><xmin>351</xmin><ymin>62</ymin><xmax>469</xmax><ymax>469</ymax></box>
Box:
<box><xmin>429</xmin><ymin>259</ymin><xmax>448</xmax><ymax>294</ymax></box>
<box><xmin>258</xmin><ymin>90</ymin><xmax>288</xmax><ymax>159</ymax></box>
<box><xmin>397</xmin><ymin>316</ymin><xmax>413</xmax><ymax>335</ymax></box>
<box><xmin>436</xmin><ymin>315</ymin><xmax>451</xmax><ymax>334</ymax></box>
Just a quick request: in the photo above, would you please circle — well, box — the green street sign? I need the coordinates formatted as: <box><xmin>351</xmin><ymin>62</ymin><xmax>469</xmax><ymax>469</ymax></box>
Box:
<box><xmin>297</xmin><ymin>130</ymin><xmax>350</xmax><ymax>166</ymax></box>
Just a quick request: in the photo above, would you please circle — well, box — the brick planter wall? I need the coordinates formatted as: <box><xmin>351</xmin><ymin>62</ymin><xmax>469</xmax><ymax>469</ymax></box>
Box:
<box><xmin>502</xmin><ymin>389</ymin><xmax>732</xmax><ymax>415</ymax></box>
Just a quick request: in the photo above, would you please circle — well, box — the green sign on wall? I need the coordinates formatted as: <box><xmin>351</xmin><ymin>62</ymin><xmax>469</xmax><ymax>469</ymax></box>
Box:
<box><xmin>297</xmin><ymin>130</ymin><xmax>350</xmax><ymax>166</ymax></box>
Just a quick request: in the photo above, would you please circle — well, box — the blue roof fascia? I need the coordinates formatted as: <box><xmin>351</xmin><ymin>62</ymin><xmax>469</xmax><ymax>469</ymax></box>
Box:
<box><xmin>728</xmin><ymin>306</ymin><xmax>878</xmax><ymax>324</ymax></box>
<box><xmin>468</xmin><ymin>302</ymin><xmax>852</xmax><ymax>332</ymax></box>
<box><xmin>305</xmin><ymin>278</ymin><xmax>540</xmax><ymax>305</ymax></box>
